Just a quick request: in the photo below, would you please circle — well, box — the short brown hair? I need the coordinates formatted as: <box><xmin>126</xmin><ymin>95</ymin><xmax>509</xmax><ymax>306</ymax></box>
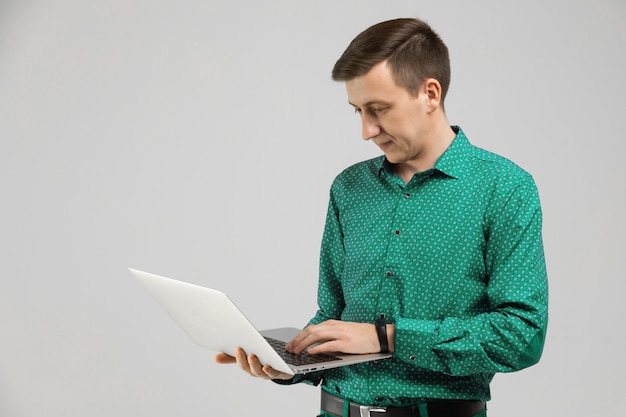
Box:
<box><xmin>332</xmin><ymin>18</ymin><xmax>451</xmax><ymax>105</ymax></box>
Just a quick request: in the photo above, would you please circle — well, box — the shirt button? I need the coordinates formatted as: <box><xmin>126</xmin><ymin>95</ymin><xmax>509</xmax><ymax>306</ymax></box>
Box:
<box><xmin>409</xmin><ymin>355</ymin><xmax>416</xmax><ymax>361</ymax></box>
<box><xmin>394</xmin><ymin>230</ymin><xmax>400</xmax><ymax>236</ymax></box>
<box><xmin>405</xmin><ymin>193</ymin><xmax>411</xmax><ymax>199</ymax></box>
<box><xmin>386</xmin><ymin>271</ymin><xmax>393</xmax><ymax>277</ymax></box>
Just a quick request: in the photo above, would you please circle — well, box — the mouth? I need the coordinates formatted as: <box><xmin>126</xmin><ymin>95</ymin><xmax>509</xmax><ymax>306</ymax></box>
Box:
<box><xmin>376</xmin><ymin>140</ymin><xmax>393</xmax><ymax>152</ymax></box>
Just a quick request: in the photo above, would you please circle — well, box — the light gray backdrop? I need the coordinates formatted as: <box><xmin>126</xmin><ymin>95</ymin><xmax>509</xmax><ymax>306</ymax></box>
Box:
<box><xmin>1</xmin><ymin>0</ymin><xmax>624</xmax><ymax>416</ymax></box>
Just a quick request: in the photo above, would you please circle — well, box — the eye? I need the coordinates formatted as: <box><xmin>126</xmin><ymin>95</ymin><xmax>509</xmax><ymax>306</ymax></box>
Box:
<box><xmin>372</xmin><ymin>107</ymin><xmax>388</xmax><ymax>115</ymax></box>
<box><xmin>353</xmin><ymin>107</ymin><xmax>362</xmax><ymax>114</ymax></box>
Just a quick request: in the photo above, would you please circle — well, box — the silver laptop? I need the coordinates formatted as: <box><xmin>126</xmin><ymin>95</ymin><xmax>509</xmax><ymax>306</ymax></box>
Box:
<box><xmin>128</xmin><ymin>268</ymin><xmax>392</xmax><ymax>375</ymax></box>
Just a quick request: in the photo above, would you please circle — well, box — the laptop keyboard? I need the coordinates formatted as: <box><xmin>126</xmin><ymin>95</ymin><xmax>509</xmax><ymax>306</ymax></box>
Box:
<box><xmin>264</xmin><ymin>337</ymin><xmax>342</xmax><ymax>366</ymax></box>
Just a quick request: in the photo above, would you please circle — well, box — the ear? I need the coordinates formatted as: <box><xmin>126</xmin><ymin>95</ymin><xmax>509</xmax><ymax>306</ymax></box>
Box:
<box><xmin>422</xmin><ymin>78</ymin><xmax>443</xmax><ymax>113</ymax></box>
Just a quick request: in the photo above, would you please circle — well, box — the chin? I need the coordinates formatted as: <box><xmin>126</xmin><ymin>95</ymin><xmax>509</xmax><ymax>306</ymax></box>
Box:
<box><xmin>383</xmin><ymin>153</ymin><xmax>401</xmax><ymax>164</ymax></box>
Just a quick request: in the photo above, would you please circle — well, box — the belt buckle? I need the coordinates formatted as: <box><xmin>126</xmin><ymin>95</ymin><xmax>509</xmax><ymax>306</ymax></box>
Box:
<box><xmin>359</xmin><ymin>405</ymin><xmax>386</xmax><ymax>417</ymax></box>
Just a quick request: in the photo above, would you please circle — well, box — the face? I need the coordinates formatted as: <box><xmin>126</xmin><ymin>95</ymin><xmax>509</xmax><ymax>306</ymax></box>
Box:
<box><xmin>345</xmin><ymin>61</ymin><xmax>438</xmax><ymax>171</ymax></box>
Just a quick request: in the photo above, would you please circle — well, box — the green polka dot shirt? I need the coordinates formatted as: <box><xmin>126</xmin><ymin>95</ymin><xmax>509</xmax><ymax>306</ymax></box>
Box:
<box><xmin>289</xmin><ymin>127</ymin><xmax>548</xmax><ymax>406</ymax></box>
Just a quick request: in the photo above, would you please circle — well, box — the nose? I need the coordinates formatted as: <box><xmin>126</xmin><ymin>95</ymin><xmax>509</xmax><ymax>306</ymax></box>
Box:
<box><xmin>360</xmin><ymin>113</ymin><xmax>381</xmax><ymax>141</ymax></box>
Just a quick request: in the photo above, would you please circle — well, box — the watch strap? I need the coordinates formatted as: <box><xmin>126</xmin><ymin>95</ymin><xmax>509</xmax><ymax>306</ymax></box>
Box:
<box><xmin>375</xmin><ymin>316</ymin><xmax>389</xmax><ymax>353</ymax></box>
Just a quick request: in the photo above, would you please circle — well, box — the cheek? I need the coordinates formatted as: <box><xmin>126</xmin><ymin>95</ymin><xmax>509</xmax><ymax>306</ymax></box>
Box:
<box><xmin>387</xmin><ymin>118</ymin><xmax>416</xmax><ymax>140</ymax></box>
<box><xmin>381</xmin><ymin>115</ymin><xmax>405</xmax><ymax>134</ymax></box>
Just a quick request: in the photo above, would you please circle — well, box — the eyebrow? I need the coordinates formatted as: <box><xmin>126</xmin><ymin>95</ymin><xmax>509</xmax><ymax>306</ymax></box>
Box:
<box><xmin>348</xmin><ymin>100</ymin><xmax>391</xmax><ymax>108</ymax></box>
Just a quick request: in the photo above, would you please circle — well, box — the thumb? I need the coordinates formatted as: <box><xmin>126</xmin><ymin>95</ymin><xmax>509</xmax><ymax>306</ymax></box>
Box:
<box><xmin>214</xmin><ymin>352</ymin><xmax>236</xmax><ymax>364</ymax></box>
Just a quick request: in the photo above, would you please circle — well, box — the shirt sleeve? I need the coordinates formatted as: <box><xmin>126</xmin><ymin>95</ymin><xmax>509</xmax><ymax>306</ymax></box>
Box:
<box><xmin>309</xmin><ymin>189</ymin><xmax>346</xmax><ymax>326</ymax></box>
<box><xmin>394</xmin><ymin>173</ymin><xmax>549</xmax><ymax>376</ymax></box>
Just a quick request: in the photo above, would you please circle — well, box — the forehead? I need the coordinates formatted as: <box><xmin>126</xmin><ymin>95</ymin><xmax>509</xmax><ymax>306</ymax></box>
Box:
<box><xmin>345</xmin><ymin>61</ymin><xmax>410</xmax><ymax>106</ymax></box>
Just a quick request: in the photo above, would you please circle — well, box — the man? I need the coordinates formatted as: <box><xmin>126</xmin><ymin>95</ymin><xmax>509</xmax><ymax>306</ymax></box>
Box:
<box><xmin>216</xmin><ymin>17</ymin><xmax>548</xmax><ymax>417</ymax></box>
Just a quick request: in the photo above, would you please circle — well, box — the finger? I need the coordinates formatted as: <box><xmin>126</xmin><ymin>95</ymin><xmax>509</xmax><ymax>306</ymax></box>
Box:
<box><xmin>287</xmin><ymin>334</ymin><xmax>315</xmax><ymax>354</ymax></box>
<box><xmin>247</xmin><ymin>353</ymin><xmax>271</xmax><ymax>379</ymax></box>
<box><xmin>214</xmin><ymin>353</ymin><xmax>237</xmax><ymax>364</ymax></box>
<box><xmin>285</xmin><ymin>327</ymin><xmax>310</xmax><ymax>352</ymax></box>
<box><xmin>261</xmin><ymin>364</ymin><xmax>294</xmax><ymax>381</ymax></box>
<box><xmin>286</xmin><ymin>325</ymin><xmax>323</xmax><ymax>354</ymax></box>
<box><xmin>288</xmin><ymin>322</ymin><xmax>337</xmax><ymax>354</ymax></box>
<box><xmin>306</xmin><ymin>340</ymin><xmax>342</xmax><ymax>355</ymax></box>
<box><xmin>234</xmin><ymin>347</ymin><xmax>253</xmax><ymax>375</ymax></box>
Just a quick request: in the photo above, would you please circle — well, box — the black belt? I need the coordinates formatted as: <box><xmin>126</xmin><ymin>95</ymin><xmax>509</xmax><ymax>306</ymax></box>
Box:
<box><xmin>321</xmin><ymin>390</ymin><xmax>486</xmax><ymax>417</ymax></box>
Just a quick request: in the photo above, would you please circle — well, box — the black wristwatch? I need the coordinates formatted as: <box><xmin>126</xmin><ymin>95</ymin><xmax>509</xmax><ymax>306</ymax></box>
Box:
<box><xmin>375</xmin><ymin>315</ymin><xmax>389</xmax><ymax>353</ymax></box>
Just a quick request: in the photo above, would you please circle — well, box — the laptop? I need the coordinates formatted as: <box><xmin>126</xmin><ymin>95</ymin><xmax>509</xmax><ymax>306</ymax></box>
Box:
<box><xmin>128</xmin><ymin>268</ymin><xmax>392</xmax><ymax>375</ymax></box>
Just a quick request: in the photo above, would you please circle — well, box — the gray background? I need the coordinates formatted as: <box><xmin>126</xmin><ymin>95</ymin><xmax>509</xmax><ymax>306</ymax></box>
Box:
<box><xmin>1</xmin><ymin>0</ymin><xmax>624</xmax><ymax>416</ymax></box>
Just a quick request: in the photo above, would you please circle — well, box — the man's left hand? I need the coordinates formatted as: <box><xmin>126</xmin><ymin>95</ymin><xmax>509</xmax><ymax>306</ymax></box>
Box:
<box><xmin>285</xmin><ymin>320</ymin><xmax>394</xmax><ymax>355</ymax></box>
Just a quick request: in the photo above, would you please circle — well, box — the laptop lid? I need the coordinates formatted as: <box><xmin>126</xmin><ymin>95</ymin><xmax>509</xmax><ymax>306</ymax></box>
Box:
<box><xmin>128</xmin><ymin>268</ymin><xmax>392</xmax><ymax>375</ymax></box>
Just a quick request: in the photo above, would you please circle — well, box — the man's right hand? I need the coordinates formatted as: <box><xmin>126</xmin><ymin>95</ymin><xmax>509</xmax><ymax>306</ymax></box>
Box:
<box><xmin>214</xmin><ymin>347</ymin><xmax>293</xmax><ymax>381</ymax></box>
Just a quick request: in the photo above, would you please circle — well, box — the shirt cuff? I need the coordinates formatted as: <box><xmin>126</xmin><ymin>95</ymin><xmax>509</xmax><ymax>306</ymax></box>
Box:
<box><xmin>394</xmin><ymin>317</ymin><xmax>442</xmax><ymax>370</ymax></box>
<box><xmin>271</xmin><ymin>371</ymin><xmax>323</xmax><ymax>387</ymax></box>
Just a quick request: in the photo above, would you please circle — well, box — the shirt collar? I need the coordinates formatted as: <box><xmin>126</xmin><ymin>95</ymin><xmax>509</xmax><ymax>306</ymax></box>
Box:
<box><xmin>433</xmin><ymin>126</ymin><xmax>472</xmax><ymax>179</ymax></box>
<box><xmin>377</xmin><ymin>126</ymin><xmax>473</xmax><ymax>180</ymax></box>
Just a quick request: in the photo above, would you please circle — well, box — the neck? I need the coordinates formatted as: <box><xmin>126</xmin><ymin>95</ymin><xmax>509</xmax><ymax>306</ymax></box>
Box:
<box><xmin>395</xmin><ymin>121</ymin><xmax>456</xmax><ymax>183</ymax></box>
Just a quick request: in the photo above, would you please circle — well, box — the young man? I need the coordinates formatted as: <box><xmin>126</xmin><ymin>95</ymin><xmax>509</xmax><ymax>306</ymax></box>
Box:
<box><xmin>216</xmin><ymin>18</ymin><xmax>548</xmax><ymax>417</ymax></box>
